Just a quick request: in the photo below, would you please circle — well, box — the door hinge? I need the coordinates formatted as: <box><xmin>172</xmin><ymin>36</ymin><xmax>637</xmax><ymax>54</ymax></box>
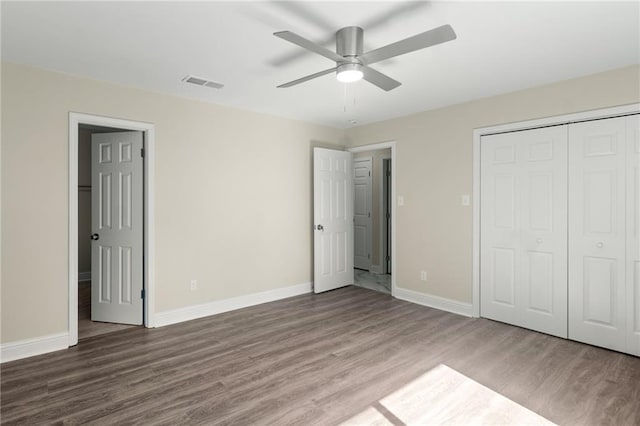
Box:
<box><xmin>368</xmin><ymin>253</ymin><xmax>370</xmax><ymax>259</ymax></box>
<box><xmin>386</xmin><ymin>212</ymin><xmax>391</xmax><ymax>219</ymax></box>
<box><xmin>387</xmin><ymin>170</ymin><xmax>391</xmax><ymax>177</ymax></box>
<box><xmin>387</xmin><ymin>255</ymin><xmax>391</xmax><ymax>261</ymax></box>
<box><xmin>368</xmin><ymin>212</ymin><xmax>371</xmax><ymax>218</ymax></box>
<box><xmin>369</xmin><ymin>171</ymin><xmax>371</xmax><ymax>177</ymax></box>
<box><xmin>141</xmin><ymin>289</ymin><xmax>145</xmax><ymax>299</ymax></box>
<box><xmin>141</xmin><ymin>148</ymin><xmax>145</xmax><ymax>158</ymax></box>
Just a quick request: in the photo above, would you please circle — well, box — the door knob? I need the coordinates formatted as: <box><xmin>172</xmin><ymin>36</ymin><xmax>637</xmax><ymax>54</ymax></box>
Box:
<box><xmin>90</xmin><ymin>233</ymin><xmax>100</xmax><ymax>241</ymax></box>
<box><xmin>316</xmin><ymin>224</ymin><xmax>324</xmax><ymax>231</ymax></box>
<box><xmin>596</xmin><ymin>241</ymin><xmax>604</xmax><ymax>248</ymax></box>
<box><xmin>536</xmin><ymin>238</ymin><xmax>543</xmax><ymax>244</ymax></box>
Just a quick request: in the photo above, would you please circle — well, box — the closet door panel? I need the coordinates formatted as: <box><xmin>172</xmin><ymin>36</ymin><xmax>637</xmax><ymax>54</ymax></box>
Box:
<box><xmin>481</xmin><ymin>126</ymin><xmax>567</xmax><ymax>338</ymax></box>
<box><xmin>627</xmin><ymin>115</ymin><xmax>640</xmax><ymax>356</ymax></box>
<box><xmin>520</xmin><ymin>128</ymin><xmax>568</xmax><ymax>338</ymax></box>
<box><xmin>569</xmin><ymin>117</ymin><xmax>627</xmax><ymax>352</ymax></box>
<box><xmin>481</xmin><ymin>134</ymin><xmax>520</xmax><ymax>326</ymax></box>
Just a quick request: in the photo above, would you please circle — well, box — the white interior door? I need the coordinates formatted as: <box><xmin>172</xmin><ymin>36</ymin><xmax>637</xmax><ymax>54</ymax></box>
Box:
<box><xmin>91</xmin><ymin>131</ymin><xmax>143</xmax><ymax>325</ymax></box>
<box><xmin>314</xmin><ymin>148</ymin><xmax>354</xmax><ymax>293</ymax></box>
<box><xmin>568</xmin><ymin>117</ymin><xmax>627</xmax><ymax>352</ymax></box>
<box><xmin>627</xmin><ymin>115</ymin><xmax>640</xmax><ymax>356</ymax></box>
<box><xmin>353</xmin><ymin>157</ymin><xmax>372</xmax><ymax>270</ymax></box>
<box><xmin>481</xmin><ymin>125</ymin><xmax>568</xmax><ymax>338</ymax></box>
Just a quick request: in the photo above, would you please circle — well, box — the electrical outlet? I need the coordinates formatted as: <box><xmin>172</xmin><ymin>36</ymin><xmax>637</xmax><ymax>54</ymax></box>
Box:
<box><xmin>398</xmin><ymin>195</ymin><xmax>405</xmax><ymax>206</ymax></box>
<box><xmin>420</xmin><ymin>271</ymin><xmax>427</xmax><ymax>281</ymax></box>
<box><xmin>190</xmin><ymin>279</ymin><xmax>198</xmax><ymax>291</ymax></box>
<box><xmin>461</xmin><ymin>194</ymin><xmax>470</xmax><ymax>206</ymax></box>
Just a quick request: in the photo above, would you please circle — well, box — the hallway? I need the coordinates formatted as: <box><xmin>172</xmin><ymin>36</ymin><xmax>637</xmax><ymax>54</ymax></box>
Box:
<box><xmin>353</xmin><ymin>269</ymin><xmax>391</xmax><ymax>294</ymax></box>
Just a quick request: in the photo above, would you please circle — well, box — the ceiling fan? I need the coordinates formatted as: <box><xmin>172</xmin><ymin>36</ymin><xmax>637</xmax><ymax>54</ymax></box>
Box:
<box><xmin>274</xmin><ymin>24</ymin><xmax>456</xmax><ymax>91</ymax></box>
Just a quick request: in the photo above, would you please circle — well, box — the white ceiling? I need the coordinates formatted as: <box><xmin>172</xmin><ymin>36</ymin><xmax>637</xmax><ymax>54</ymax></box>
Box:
<box><xmin>2</xmin><ymin>1</ymin><xmax>638</xmax><ymax>128</ymax></box>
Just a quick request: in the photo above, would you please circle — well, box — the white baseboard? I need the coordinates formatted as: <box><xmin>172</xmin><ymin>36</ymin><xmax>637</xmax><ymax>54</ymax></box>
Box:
<box><xmin>0</xmin><ymin>284</ymin><xmax>469</xmax><ymax>363</ymax></box>
<box><xmin>1</xmin><ymin>332</ymin><xmax>69</xmax><ymax>363</ymax></box>
<box><xmin>78</xmin><ymin>271</ymin><xmax>91</xmax><ymax>282</ymax></box>
<box><xmin>154</xmin><ymin>282</ymin><xmax>312</xmax><ymax>328</ymax></box>
<box><xmin>394</xmin><ymin>287</ymin><xmax>473</xmax><ymax>317</ymax></box>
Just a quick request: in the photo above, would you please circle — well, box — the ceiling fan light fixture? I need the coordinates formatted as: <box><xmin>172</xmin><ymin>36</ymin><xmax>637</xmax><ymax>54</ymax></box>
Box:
<box><xmin>336</xmin><ymin>63</ymin><xmax>363</xmax><ymax>83</ymax></box>
<box><xmin>274</xmin><ymin>24</ymin><xmax>456</xmax><ymax>90</ymax></box>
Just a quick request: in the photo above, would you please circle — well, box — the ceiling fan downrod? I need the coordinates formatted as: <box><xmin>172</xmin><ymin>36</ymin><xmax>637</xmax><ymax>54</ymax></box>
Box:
<box><xmin>336</xmin><ymin>27</ymin><xmax>364</xmax><ymax>82</ymax></box>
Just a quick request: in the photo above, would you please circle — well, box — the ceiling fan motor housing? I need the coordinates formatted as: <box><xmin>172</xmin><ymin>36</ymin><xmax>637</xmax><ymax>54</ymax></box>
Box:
<box><xmin>336</xmin><ymin>26</ymin><xmax>364</xmax><ymax>61</ymax></box>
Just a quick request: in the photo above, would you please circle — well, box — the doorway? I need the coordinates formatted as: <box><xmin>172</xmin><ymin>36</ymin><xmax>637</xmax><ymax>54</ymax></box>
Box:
<box><xmin>350</xmin><ymin>145</ymin><xmax>393</xmax><ymax>295</ymax></box>
<box><xmin>77</xmin><ymin>125</ymin><xmax>143</xmax><ymax>339</ymax></box>
<box><xmin>68</xmin><ymin>113</ymin><xmax>155</xmax><ymax>347</ymax></box>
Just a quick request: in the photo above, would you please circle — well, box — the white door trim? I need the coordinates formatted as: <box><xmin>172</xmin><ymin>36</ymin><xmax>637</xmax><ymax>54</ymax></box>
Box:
<box><xmin>472</xmin><ymin>103</ymin><xmax>640</xmax><ymax>318</ymax></box>
<box><xmin>381</xmin><ymin>156</ymin><xmax>392</xmax><ymax>274</ymax></box>
<box><xmin>348</xmin><ymin>141</ymin><xmax>397</xmax><ymax>297</ymax></box>
<box><xmin>68</xmin><ymin>112</ymin><xmax>155</xmax><ymax>346</ymax></box>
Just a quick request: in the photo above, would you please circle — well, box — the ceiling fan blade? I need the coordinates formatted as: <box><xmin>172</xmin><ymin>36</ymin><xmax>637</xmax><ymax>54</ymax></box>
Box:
<box><xmin>362</xmin><ymin>66</ymin><xmax>401</xmax><ymax>91</ymax></box>
<box><xmin>359</xmin><ymin>24</ymin><xmax>457</xmax><ymax>65</ymax></box>
<box><xmin>274</xmin><ymin>31</ymin><xmax>345</xmax><ymax>63</ymax></box>
<box><xmin>277</xmin><ymin>67</ymin><xmax>337</xmax><ymax>88</ymax></box>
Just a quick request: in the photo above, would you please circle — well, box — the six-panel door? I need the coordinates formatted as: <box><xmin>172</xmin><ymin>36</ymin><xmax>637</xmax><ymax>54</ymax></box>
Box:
<box><xmin>353</xmin><ymin>157</ymin><xmax>372</xmax><ymax>270</ymax></box>
<box><xmin>480</xmin><ymin>126</ymin><xmax>568</xmax><ymax>338</ymax></box>
<box><xmin>314</xmin><ymin>148</ymin><xmax>354</xmax><ymax>293</ymax></box>
<box><xmin>568</xmin><ymin>117</ymin><xmax>627</xmax><ymax>352</ymax></box>
<box><xmin>91</xmin><ymin>131</ymin><xmax>143</xmax><ymax>325</ymax></box>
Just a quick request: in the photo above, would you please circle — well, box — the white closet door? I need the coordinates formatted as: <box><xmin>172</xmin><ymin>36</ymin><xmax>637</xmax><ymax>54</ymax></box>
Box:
<box><xmin>627</xmin><ymin>115</ymin><xmax>640</xmax><ymax>356</ymax></box>
<box><xmin>481</xmin><ymin>133</ymin><xmax>520</xmax><ymax>326</ymax></box>
<box><xmin>481</xmin><ymin>126</ymin><xmax>568</xmax><ymax>338</ymax></box>
<box><xmin>519</xmin><ymin>127</ymin><xmax>568</xmax><ymax>337</ymax></box>
<box><xmin>568</xmin><ymin>117</ymin><xmax>627</xmax><ymax>352</ymax></box>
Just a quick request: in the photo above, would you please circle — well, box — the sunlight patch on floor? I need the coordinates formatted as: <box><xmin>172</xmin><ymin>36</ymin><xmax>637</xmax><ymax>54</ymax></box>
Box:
<box><xmin>341</xmin><ymin>364</ymin><xmax>555</xmax><ymax>425</ymax></box>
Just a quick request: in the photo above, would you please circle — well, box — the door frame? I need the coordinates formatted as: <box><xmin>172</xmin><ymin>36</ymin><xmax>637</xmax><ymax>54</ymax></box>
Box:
<box><xmin>348</xmin><ymin>141</ymin><xmax>397</xmax><ymax>296</ymax></box>
<box><xmin>68</xmin><ymin>112</ymin><xmax>156</xmax><ymax>346</ymax></box>
<box><xmin>472</xmin><ymin>103</ymin><xmax>640</xmax><ymax>318</ymax></box>
<box><xmin>381</xmin><ymin>157</ymin><xmax>392</xmax><ymax>274</ymax></box>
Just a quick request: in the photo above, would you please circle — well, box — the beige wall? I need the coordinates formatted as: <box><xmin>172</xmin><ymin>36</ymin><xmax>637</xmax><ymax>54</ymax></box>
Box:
<box><xmin>1</xmin><ymin>62</ymin><xmax>345</xmax><ymax>343</ymax></box>
<box><xmin>2</xmin><ymin>61</ymin><xmax>638</xmax><ymax>344</ymax></box>
<box><xmin>346</xmin><ymin>64</ymin><xmax>640</xmax><ymax>304</ymax></box>
<box><xmin>0</xmin><ymin>62</ymin><xmax>3</xmax><ymax>332</ymax></box>
<box><xmin>353</xmin><ymin>148</ymin><xmax>391</xmax><ymax>268</ymax></box>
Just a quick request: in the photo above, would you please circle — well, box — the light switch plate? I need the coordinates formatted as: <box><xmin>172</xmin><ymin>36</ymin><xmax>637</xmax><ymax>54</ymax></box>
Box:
<box><xmin>461</xmin><ymin>194</ymin><xmax>470</xmax><ymax>206</ymax></box>
<box><xmin>398</xmin><ymin>196</ymin><xmax>404</xmax><ymax>206</ymax></box>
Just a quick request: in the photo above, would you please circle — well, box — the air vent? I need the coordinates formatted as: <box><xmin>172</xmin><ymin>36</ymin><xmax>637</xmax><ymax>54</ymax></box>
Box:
<box><xmin>182</xmin><ymin>75</ymin><xmax>224</xmax><ymax>90</ymax></box>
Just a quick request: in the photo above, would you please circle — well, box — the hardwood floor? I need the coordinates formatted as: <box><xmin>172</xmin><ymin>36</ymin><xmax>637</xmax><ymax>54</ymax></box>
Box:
<box><xmin>2</xmin><ymin>286</ymin><xmax>639</xmax><ymax>425</ymax></box>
